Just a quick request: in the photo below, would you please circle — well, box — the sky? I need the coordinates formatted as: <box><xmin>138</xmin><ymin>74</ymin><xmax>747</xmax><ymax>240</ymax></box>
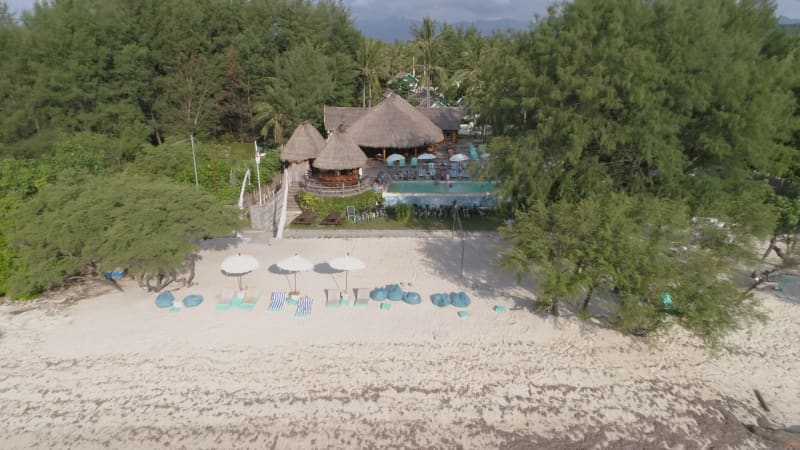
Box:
<box><xmin>5</xmin><ymin>0</ymin><xmax>800</xmax><ymax>22</ymax></box>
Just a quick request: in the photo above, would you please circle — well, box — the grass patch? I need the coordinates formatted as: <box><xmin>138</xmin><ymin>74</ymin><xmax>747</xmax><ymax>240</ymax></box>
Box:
<box><xmin>290</xmin><ymin>211</ymin><xmax>505</xmax><ymax>231</ymax></box>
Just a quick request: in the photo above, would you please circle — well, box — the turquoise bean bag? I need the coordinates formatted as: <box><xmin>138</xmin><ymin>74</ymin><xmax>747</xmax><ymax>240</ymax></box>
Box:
<box><xmin>155</xmin><ymin>291</ymin><xmax>175</xmax><ymax>309</ymax></box>
<box><xmin>431</xmin><ymin>293</ymin><xmax>450</xmax><ymax>307</ymax></box>
<box><xmin>452</xmin><ymin>292</ymin><xmax>471</xmax><ymax>308</ymax></box>
<box><xmin>387</xmin><ymin>284</ymin><xmax>405</xmax><ymax>301</ymax></box>
<box><xmin>402</xmin><ymin>292</ymin><xmax>421</xmax><ymax>305</ymax></box>
<box><xmin>370</xmin><ymin>288</ymin><xmax>387</xmax><ymax>301</ymax></box>
<box><xmin>183</xmin><ymin>294</ymin><xmax>204</xmax><ymax>308</ymax></box>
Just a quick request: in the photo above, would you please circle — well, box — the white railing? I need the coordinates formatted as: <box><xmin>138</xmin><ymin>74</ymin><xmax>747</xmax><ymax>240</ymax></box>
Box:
<box><xmin>275</xmin><ymin>169</ymin><xmax>290</xmax><ymax>239</ymax></box>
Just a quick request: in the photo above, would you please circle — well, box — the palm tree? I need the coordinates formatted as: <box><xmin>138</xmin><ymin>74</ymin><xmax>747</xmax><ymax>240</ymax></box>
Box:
<box><xmin>412</xmin><ymin>17</ymin><xmax>438</xmax><ymax>107</ymax></box>
<box><xmin>356</xmin><ymin>38</ymin><xmax>381</xmax><ymax>107</ymax></box>
<box><xmin>252</xmin><ymin>100</ymin><xmax>286</xmax><ymax>145</ymax></box>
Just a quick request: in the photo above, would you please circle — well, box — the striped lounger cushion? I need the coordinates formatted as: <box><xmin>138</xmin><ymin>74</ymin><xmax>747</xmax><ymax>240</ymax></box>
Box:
<box><xmin>269</xmin><ymin>291</ymin><xmax>287</xmax><ymax>312</ymax></box>
<box><xmin>295</xmin><ymin>296</ymin><xmax>313</xmax><ymax>318</ymax></box>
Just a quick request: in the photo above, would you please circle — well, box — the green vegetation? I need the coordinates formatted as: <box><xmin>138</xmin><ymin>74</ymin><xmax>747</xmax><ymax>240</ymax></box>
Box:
<box><xmin>296</xmin><ymin>191</ymin><xmax>383</xmax><ymax>217</ymax></box>
<box><xmin>2</xmin><ymin>0</ymin><xmax>800</xmax><ymax>346</ymax></box>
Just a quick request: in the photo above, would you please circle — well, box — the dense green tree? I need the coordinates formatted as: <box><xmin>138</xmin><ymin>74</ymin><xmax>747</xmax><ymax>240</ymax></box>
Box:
<box><xmin>6</xmin><ymin>172</ymin><xmax>243</xmax><ymax>297</ymax></box>
<box><xmin>482</xmin><ymin>0</ymin><xmax>795</xmax><ymax>343</ymax></box>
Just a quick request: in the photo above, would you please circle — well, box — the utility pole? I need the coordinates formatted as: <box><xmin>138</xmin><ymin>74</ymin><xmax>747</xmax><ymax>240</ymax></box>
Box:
<box><xmin>254</xmin><ymin>140</ymin><xmax>263</xmax><ymax>205</ymax></box>
<box><xmin>190</xmin><ymin>134</ymin><xmax>200</xmax><ymax>190</ymax></box>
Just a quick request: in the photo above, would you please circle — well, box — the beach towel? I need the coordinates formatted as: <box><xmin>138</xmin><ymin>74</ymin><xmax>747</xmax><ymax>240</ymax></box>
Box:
<box><xmin>494</xmin><ymin>305</ymin><xmax>507</xmax><ymax>314</ymax></box>
<box><xmin>380</xmin><ymin>303</ymin><xmax>392</xmax><ymax>311</ymax></box>
<box><xmin>295</xmin><ymin>296</ymin><xmax>313</xmax><ymax>318</ymax></box>
<box><xmin>458</xmin><ymin>311</ymin><xmax>471</xmax><ymax>318</ymax></box>
<box><xmin>269</xmin><ymin>291</ymin><xmax>288</xmax><ymax>312</ymax></box>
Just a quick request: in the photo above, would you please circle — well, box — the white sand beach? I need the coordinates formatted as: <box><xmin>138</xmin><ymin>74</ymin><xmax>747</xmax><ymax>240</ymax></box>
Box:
<box><xmin>1</xmin><ymin>234</ymin><xmax>798</xmax><ymax>449</ymax></box>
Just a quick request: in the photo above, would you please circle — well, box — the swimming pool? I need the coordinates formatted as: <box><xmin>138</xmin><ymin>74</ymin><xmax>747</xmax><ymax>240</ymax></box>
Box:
<box><xmin>383</xmin><ymin>181</ymin><xmax>500</xmax><ymax>208</ymax></box>
<box><xmin>387</xmin><ymin>181</ymin><xmax>498</xmax><ymax>194</ymax></box>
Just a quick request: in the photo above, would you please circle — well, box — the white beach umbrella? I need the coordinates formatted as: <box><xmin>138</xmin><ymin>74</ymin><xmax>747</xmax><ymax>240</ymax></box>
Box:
<box><xmin>276</xmin><ymin>254</ymin><xmax>313</xmax><ymax>293</ymax></box>
<box><xmin>327</xmin><ymin>252</ymin><xmax>366</xmax><ymax>291</ymax></box>
<box><xmin>417</xmin><ymin>153</ymin><xmax>437</xmax><ymax>160</ymax></box>
<box><xmin>386</xmin><ymin>153</ymin><xmax>405</xmax><ymax>163</ymax></box>
<box><xmin>450</xmin><ymin>153</ymin><xmax>469</xmax><ymax>162</ymax></box>
<box><xmin>221</xmin><ymin>253</ymin><xmax>260</xmax><ymax>290</ymax></box>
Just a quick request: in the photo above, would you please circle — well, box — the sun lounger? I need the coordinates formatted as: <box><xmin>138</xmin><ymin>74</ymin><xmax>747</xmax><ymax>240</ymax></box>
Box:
<box><xmin>458</xmin><ymin>311</ymin><xmax>471</xmax><ymax>318</ymax></box>
<box><xmin>380</xmin><ymin>302</ymin><xmax>392</xmax><ymax>311</ymax></box>
<box><xmin>268</xmin><ymin>291</ymin><xmax>287</xmax><ymax>312</ymax></box>
<box><xmin>494</xmin><ymin>305</ymin><xmax>507</xmax><ymax>313</ymax></box>
<box><xmin>240</xmin><ymin>291</ymin><xmax>262</xmax><ymax>310</ymax></box>
<box><xmin>353</xmin><ymin>288</ymin><xmax>369</xmax><ymax>308</ymax></box>
<box><xmin>326</xmin><ymin>289</ymin><xmax>341</xmax><ymax>309</ymax></box>
<box><xmin>295</xmin><ymin>296</ymin><xmax>313</xmax><ymax>318</ymax></box>
<box><xmin>216</xmin><ymin>289</ymin><xmax>235</xmax><ymax>311</ymax></box>
<box><xmin>231</xmin><ymin>289</ymin><xmax>246</xmax><ymax>308</ymax></box>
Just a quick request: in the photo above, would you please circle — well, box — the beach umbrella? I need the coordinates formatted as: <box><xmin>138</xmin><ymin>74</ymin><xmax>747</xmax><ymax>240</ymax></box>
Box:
<box><xmin>386</xmin><ymin>153</ymin><xmax>405</xmax><ymax>164</ymax></box>
<box><xmin>276</xmin><ymin>254</ymin><xmax>313</xmax><ymax>293</ymax></box>
<box><xmin>328</xmin><ymin>252</ymin><xmax>366</xmax><ymax>291</ymax></box>
<box><xmin>221</xmin><ymin>253</ymin><xmax>260</xmax><ymax>290</ymax></box>
<box><xmin>450</xmin><ymin>153</ymin><xmax>469</xmax><ymax>162</ymax></box>
<box><xmin>417</xmin><ymin>153</ymin><xmax>437</xmax><ymax>160</ymax></box>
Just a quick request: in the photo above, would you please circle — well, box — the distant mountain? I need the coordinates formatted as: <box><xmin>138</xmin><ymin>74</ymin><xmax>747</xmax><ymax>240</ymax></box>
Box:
<box><xmin>778</xmin><ymin>16</ymin><xmax>800</xmax><ymax>25</ymax></box>
<box><xmin>354</xmin><ymin>16</ymin><xmax>531</xmax><ymax>43</ymax></box>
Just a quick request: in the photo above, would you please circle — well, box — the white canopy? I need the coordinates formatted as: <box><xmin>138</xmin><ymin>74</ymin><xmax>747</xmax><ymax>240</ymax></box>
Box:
<box><xmin>417</xmin><ymin>153</ymin><xmax>437</xmax><ymax>160</ymax></box>
<box><xmin>328</xmin><ymin>253</ymin><xmax>366</xmax><ymax>291</ymax></box>
<box><xmin>450</xmin><ymin>153</ymin><xmax>469</xmax><ymax>162</ymax></box>
<box><xmin>220</xmin><ymin>254</ymin><xmax>260</xmax><ymax>290</ymax></box>
<box><xmin>386</xmin><ymin>154</ymin><xmax>405</xmax><ymax>163</ymax></box>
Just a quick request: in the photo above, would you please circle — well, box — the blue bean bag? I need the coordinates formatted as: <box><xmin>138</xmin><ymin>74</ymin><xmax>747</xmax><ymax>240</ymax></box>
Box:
<box><xmin>183</xmin><ymin>294</ymin><xmax>204</xmax><ymax>308</ymax></box>
<box><xmin>452</xmin><ymin>292</ymin><xmax>471</xmax><ymax>308</ymax></box>
<box><xmin>402</xmin><ymin>292</ymin><xmax>421</xmax><ymax>305</ymax></box>
<box><xmin>431</xmin><ymin>293</ymin><xmax>450</xmax><ymax>307</ymax></box>
<box><xmin>155</xmin><ymin>291</ymin><xmax>175</xmax><ymax>309</ymax></box>
<box><xmin>370</xmin><ymin>288</ymin><xmax>387</xmax><ymax>301</ymax></box>
<box><xmin>387</xmin><ymin>284</ymin><xmax>405</xmax><ymax>301</ymax></box>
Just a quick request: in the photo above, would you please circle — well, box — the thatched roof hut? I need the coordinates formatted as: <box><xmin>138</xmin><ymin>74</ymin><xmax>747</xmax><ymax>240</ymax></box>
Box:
<box><xmin>323</xmin><ymin>106</ymin><xmax>367</xmax><ymax>133</ymax></box>
<box><xmin>313</xmin><ymin>130</ymin><xmax>367</xmax><ymax>171</ymax></box>
<box><xmin>417</xmin><ymin>107</ymin><xmax>465</xmax><ymax>132</ymax></box>
<box><xmin>280</xmin><ymin>122</ymin><xmax>326</xmax><ymax>162</ymax></box>
<box><xmin>346</xmin><ymin>93</ymin><xmax>444</xmax><ymax>148</ymax></box>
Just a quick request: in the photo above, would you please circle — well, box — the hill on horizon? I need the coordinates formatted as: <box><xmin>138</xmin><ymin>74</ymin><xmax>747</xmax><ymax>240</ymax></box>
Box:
<box><xmin>354</xmin><ymin>16</ymin><xmax>532</xmax><ymax>43</ymax></box>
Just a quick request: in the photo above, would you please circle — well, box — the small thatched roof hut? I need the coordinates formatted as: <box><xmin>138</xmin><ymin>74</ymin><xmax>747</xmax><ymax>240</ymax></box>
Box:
<box><xmin>280</xmin><ymin>121</ymin><xmax>326</xmax><ymax>162</ymax></box>
<box><xmin>313</xmin><ymin>130</ymin><xmax>367</xmax><ymax>171</ymax></box>
<box><xmin>346</xmin><ymin>93</ymin><xmax>444</xmax><ymax>149</ymax></box>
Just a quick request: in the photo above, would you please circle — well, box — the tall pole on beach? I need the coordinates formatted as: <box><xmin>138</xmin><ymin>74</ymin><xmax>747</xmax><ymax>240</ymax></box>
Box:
<box><xmin>190</xmin><ymin>134</ymin><xmax>200</xmax><ymax>190</ymax></box>
<box><xmin>254</xmin><ymin>140</ymin><xmax>263</xmax><ymax>205</ymax></box>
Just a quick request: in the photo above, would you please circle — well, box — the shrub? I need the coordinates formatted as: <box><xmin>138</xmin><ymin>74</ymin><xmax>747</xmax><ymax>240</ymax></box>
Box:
<box><xmin>297</xmin><ymin>191</ymin><xmax>383</xmax><ymax>216</ymax></box>
<box><xmin>394</xmin><ymin>204</ymin><xmax>413</xmax><ymax>223</ymax></box>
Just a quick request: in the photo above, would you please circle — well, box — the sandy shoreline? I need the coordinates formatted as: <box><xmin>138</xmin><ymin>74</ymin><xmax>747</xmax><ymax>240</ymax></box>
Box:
<box><xmin>1</xmin><ymin>235</ymin><xmax>798</xmax><ymax>449</ymax></box>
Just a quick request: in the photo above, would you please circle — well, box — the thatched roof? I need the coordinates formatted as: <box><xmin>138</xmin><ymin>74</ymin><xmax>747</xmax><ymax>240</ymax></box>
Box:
<box><xmin>280</xmin><ymin>122</ymin><xmax>326</xmax><ymax>162</ymax></box>
<box><xmin>347</xmin><ymin>93</ymin><xmax>444</xmax><ymax>148</ymax></box>
<box><xmin>313</xmin><ymin>130</ymin><xmax>367</xmax><ymax>170</ymax></box>
<box><xmin>418</xmin><ymin>107</ymin><xmax>465</xmax><ymax>131</ymax></box>
<box><xmin>323</xmin><ymin>106</ymin><xmax>367</xmax><ymax>133</ymax></box>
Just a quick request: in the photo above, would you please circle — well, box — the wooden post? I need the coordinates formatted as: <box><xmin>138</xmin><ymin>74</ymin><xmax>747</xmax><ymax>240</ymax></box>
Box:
<box><xmin>383</xmin><ymin>148</ymin><xmax>386</xmax><ymax>162</ymax></box>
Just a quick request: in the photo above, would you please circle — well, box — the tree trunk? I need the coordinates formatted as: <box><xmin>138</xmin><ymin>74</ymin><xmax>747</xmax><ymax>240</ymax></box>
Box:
<box><xmin>550</xmin><ymin>297</ymin><xmax>560</xmax><ymax>316</ymax></box>
<box><xmin>362</xmin><ymin>81</ymin><xmax>366</xmax><ymax>108</ymax></box>
<box><xmin>581</xmin><ymin>287</ymin><xmax>594</xmax><ymax>314</ymax></box>
<box><xmin>763</xmin><ymin>234</ymin><xmax>779</xmax><ymax>259</ymax></box>
<box><xmin>186</xmin><ymin>256</ymin><xmax>197</xmax><ymax>287</ymax></box>
<box><xmin>150</xmin><ymin>113</ymin><xmax>162</xmax><ymax>145</ymax></box>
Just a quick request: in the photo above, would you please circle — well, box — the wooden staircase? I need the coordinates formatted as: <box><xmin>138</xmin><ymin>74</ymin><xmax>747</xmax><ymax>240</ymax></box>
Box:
<box><xmin>286</xmin><ymin>181</ymin><xmax>303</xmax><ymax>218</ymax></box>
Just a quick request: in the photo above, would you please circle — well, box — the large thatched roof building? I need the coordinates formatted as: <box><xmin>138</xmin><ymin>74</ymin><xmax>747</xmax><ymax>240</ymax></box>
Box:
<box><xmin>323</xmin><ymin>93</ymin><xmax>464</xmax><ymax>152</ymax></box>
<box><xmin>312</xmin><ymin>130</ymin><xmax>367</xmax><ymax>187</ymax></box>
<box><xmin>280</xmin><ymin>121</ymin><xmax>326</xmax><ymax>163</ymax></box>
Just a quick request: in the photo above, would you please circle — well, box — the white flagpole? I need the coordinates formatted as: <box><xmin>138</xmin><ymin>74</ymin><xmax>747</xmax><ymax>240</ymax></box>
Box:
<box><xmin>254</xmin><ymin>140</ymin><xmax>263</xmax><ymax>206</ymax></box>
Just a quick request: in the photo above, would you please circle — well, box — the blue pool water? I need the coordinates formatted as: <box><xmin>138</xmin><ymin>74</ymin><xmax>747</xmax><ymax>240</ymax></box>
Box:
<box><xmin>387</xmin><ymin>181</ymin><xmax>498</xmax><ymax>194</ymax></box>
<box><xmin>383</xmin><ymin>181</ymin><xmax>500</xmax><ymax>208</ymax></box>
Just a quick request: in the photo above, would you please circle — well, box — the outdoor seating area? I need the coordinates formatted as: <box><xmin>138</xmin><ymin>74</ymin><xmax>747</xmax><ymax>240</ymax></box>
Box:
<box><xmin>292</xmin><ymin>211</ymin><xmax>317</xmax><ymax>225</ymax></box>
<box><xmin>322</xmin><ymin>212</ymin><xmax>345</xmax><ymax>226</ymax></box>
<box><xmin>153</xmin><ymin>251</ymin><xmax>489</xmax><ymax>319</ymax></box>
